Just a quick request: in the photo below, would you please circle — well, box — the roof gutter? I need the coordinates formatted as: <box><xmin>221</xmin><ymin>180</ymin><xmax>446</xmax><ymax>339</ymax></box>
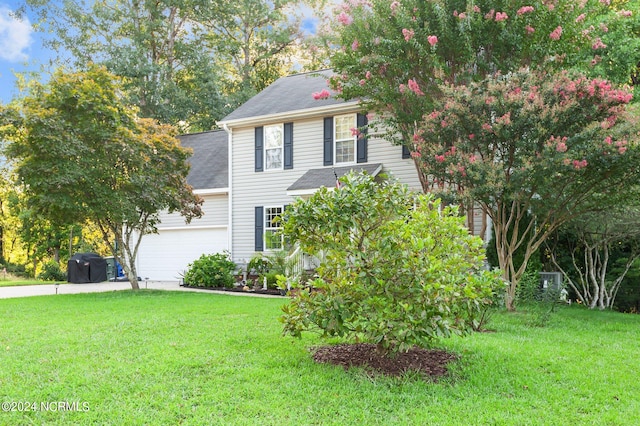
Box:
<box><xmin>217</xmin><ymin>100</ymin><xmax>361</xmax><ymax>129</ymax></box>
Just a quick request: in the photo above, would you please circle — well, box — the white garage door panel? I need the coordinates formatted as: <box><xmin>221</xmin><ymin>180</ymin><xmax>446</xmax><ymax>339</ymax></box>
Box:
<box><xmin>136</xmin><ymin>227</ymin><xmax>228</xmax><ymax>281</ymax></box>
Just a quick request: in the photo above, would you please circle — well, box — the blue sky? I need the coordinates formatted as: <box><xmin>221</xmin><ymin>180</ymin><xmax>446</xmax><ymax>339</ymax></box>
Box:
<box><xmin>0</xmin><ymin>1</ymin><xmax>52</xmax><ymax>104</ymax></box>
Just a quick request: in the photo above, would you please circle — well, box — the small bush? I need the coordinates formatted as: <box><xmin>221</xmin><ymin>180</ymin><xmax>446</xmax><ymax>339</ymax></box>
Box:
<box><xmin>183</xmin><ymin>252</ymin><xmax>237</xmax><ymax>288</ymax></box>
<box><xmin>37</xmin><ymin>260</ymin><xmax>66</xmax><ymax>281</ymax></box>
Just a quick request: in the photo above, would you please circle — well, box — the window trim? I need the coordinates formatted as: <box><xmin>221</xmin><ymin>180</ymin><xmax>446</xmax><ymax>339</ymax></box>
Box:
<box><xmin>334</xmin><ymin>113</ymin><xmax>357</xmax><ymax>165</ymax></box>
<box><xmin>263</xmin><ymin>124</ymin><xmax>284</xmax><ymax>171</ymax></box>
<box><xmin>264</xmin><ymin>205</ymin><xmax>284</xmax><ymax>251</ymax></box>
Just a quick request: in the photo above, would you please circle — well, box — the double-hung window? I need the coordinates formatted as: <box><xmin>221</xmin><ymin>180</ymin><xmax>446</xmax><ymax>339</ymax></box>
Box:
<box><xmin>334</xmin><ymin>114</ymin><xmax>356</xmax><ymax>164</ymax></box>
<box><xmin>264</xmin><ymin>124</ymin><xmax>283</xmax><ymax>171</ymax></box>
<box><xmin>264</xmin><ymin>206</ymin><xmax>283</xmax><ymax>250</ymax></box>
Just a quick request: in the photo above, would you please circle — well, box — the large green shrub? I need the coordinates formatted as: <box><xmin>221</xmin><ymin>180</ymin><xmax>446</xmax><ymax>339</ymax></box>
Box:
<box><xmin>183</xmin><ymin>252</ymin><xmax>236</xmax><ymax>288</ymax></box>
<box><xmin>280</xmin><ymin>172</ymin><xmax>503</xmax><ymax>355</ymax></box>
<box><xmin>37</xmin><ymin>260</ymin><xmax>66</xmax><ymax>281</ymax></box>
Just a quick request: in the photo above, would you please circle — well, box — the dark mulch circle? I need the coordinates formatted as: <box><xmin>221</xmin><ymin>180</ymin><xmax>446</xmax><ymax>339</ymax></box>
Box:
<box><xmin>312</xmin><ymin>343</ymin><xmax>458</xmax><ymax>378</ymax></box>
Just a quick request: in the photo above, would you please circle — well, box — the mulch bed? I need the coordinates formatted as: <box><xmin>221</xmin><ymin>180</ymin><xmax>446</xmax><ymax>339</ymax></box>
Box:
<box><xmin>312</xmin><ymin>343</ymin><xmax>458</xmax><ymax>378</ymax></box>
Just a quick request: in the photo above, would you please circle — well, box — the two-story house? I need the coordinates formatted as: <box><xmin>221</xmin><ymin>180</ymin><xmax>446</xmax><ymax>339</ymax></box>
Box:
<box><xmin>136</xmin><ymin>69</ymin><xmax>448</xmax><ymax>279</ymax></box>
<box><xmin>217</xmin><ymin>69</ymin><xmax>422</xmax><ymax>267</ymax></box>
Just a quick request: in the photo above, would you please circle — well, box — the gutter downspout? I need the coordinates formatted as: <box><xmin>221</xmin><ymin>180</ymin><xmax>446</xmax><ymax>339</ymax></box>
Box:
<box><xmin>222</xmin><ymin>122</ymin><xmax>233</xmax><ymax>263</ymax></box>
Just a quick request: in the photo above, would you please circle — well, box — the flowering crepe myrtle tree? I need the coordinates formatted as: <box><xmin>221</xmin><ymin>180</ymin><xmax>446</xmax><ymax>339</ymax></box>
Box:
<box><xmin>327</xmin><ymin>0</ymin><xmax>636</xmax><ymax>190</ymax></box>
<box><xmin>412</xmin><ymin>69</ymin><xmax>640</xmax><ymax>310</ymax></box>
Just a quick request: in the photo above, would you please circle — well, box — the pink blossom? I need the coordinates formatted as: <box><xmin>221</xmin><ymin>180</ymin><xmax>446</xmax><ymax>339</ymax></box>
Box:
<box><xmin>495</xmin><ymin>12</ymin><xmax>508</xmax><ymax>22</ymax></box>
<box><xmin>563</xmin><ymin>158</ymin><xmax>572</xmax><ymax>166</ymax></box>
<box><xmin>458</xmin><ymin>12</ymin><xmax>466</xmax><ymax>19</ymax></box>
<box><xmin>497</xmin><ymin>112</ymin><xmax>511</xmax><ymax>125</ymax></box>
<box><xmin>517</xmin><ymin>6</ymin><xmax>534</xmax><ymax>15</ymax></box>
<box><xmin>469</xmin><ymin>134</ymin><xmax>475</xmax><ymax>140</ymax></box>
<box><xmin>399</xmin><ymin>84</ymin><xmax>407</xmax><ymax>93</ymax></box>
<box><xmin>402</xmin><ymin>28</ymin><xmax>415</xmax><ymax>41</ymax></box>
<box><xmin>591</xmin><ymin>55</ymin><xmax>602</xmax><ymax>66</ymax></box>
<box><xmin>441</xmin><ymin>120</ymin><xmax>447</xmax><ymax>128</ymax></box>
<box><xmin>592</xmin><ymin>38</ymin><xmax>607</xmax><ymax>50</ymax></box>
<box><xmin>619</xmin><ymin>146</ymin><xmax>627</xmax><ymax>154</ymax></box>
<box><xmin>620</xmin><ymin>10</ymin><xmax>632</xmax><ymax>17</ymax></box>
<box><xmin>600</xmin><ymin>0</ymin><xmax>610</xmax><ymax>5</ymax></box>
<box><xmin>407</xmin><ymin>78</ymin><xmax>424</xmax><ymax>96</ymax></box>
<box><xmin>556</xmin><ymin>142</ymin><xmax>567</xmax><ymax>152</ymax></box>
<box><xmin>359</xmin><ymin>79</ymin><xmax>366</xmax><ymax>86</ymax></box>
<box><xmin>485</xmin><ymin>9</ymin><xmax>495</xmax><ymax>20</ymax></box>
<box><xmin>350</xmin><ymin>127</ymin><xmax>359</xmax><ymax>137</ymax></box>
<box><xmin>411</xmin><ymin>151</ymin><xmax>421</xmax><ymax>159</ymax></box>
<box><xmin>526</xmin><ymin>25</ymin><xmax>535</xmax><ymax>34</ymax></box>
<box><xmin>366</xmin><ymin>112</ymin><xmax>375</xmax><ymax>121</ymax></box>
<box><xmin>365</xmin><ymin>71</ymin><xmax>372</xmax><ymax>79</ymax></box>
<box><xmin>473</xmin><ymin>5</ymin><xmax>481</xmax><ymax>13</ymax></box>
<box><xmin>575</xmin><ymin>13</ymin><xmax>586</xmax><ymax>23</ymax></box>
<box><xmin>604</xmin><ymin>136</ymin><xmax>612</xmax><ymax>145</ymax></box>
<box><xmin>390</xmin><ymin>1</ymin><xmax>400</xmax><ymax>14</ymax></box>
<box><xmin>469</xmin><ymin>155</ymin><xmax>477</xmax><ymax>163</ymax></box>
<box><xmin>573</xmin><ymin>159</ymin><xmax>588</xmax><ymax>170</ymax></box>
<box><xmin>453</xmin><ymin>10</ymin><xmax>458</xmax><ymax>17</ymax></box>
<box><xmin>435</xmin><ymin>155</ymin><xmax>446</xmax><ymax>163</ymax></box>
<box><xmin>547</xmin><ymin>3</ymin><xmax>555</xmax><ymax>11</ymax></box>
<box><xmin>600</xmin><ymin>23</ymin><xmax>608</xmax><ymax>33</ymax></box>
<box><xmin>337</xmin><ymin>11</ymin><xmax>353</xmax><ymax>25</ymax></box>
<box><xmin>482</xmin><ymin>123</ymin><xmax>492</xmax><ymax>132</ymax></box>
<box><xmin>351</xmin><ymin>39</ymin><xmax>359</xmax><ymax>50</ymax></box>
<box><xmin>427</xmin><ymin>35</ymin><xmax>438</xmax><ymax>46</ymax></box>
<box><xmin>312</xmin><ymin>89</ymin><xmax>331</xmax><ymax>100</ymax></box>
<box><xmin>549</xmin><ymin>26</ymin><xmax>562</xmax><ymax>41</ymax></box>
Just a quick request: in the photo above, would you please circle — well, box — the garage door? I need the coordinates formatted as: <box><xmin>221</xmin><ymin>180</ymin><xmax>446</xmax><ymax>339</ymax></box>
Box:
<box><xmin>136</xmin><ymin>227</ymin><xmax>229</xmax><ymax>281</ymax></box>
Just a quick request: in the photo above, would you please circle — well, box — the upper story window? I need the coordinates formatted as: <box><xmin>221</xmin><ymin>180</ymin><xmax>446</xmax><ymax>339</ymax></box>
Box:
<box><xmin>324</xmin><ymin>113</ymin><xmax>368</xmax><ymax>167</ymax></box>
<box><xmin>264</xmin><ymin>124</ymin><xmax>283</xmax><ymax>170</ymax></box>
<box><xmin>255</xmin><ymin>123</ymin><xmax>293</xmax><ymax>172</ymax></box>
<box><xmin>334</xmin><ymin>114</ymin><xmax>356</xmax><ymax>164</ymax></box>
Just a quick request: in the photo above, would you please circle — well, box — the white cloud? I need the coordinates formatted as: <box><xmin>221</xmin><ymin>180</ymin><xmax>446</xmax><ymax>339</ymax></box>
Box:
<box><xmin>0</xmin><ymin>6</ymin><xmax>33</xmax><ymax>62</ymax></box>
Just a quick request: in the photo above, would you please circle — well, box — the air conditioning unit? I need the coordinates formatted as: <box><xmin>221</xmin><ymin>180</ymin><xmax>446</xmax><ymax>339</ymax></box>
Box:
<box><xmin>540</xmin><ymin>272</ymin><xmax>563</xmax><ymax>292</ymax></box>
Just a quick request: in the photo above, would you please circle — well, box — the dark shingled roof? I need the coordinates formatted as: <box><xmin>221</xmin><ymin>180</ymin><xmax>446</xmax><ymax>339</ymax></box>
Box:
<box><xmin>178</xmin><ymin>130</ymin><xmax>228</xmax><ymax>190</ymax></box>
<box><xmin>287</xmin><ymin>164</ymin><xmax>383</xmax><ymax>192</ymax></box>
<box><xmin>221</xmin><ymin>70</ymin><xmax>346</xmax><ymax>122</ymax></box>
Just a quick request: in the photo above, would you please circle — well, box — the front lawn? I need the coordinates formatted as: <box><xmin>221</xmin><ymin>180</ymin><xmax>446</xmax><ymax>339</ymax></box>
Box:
<box><xmin>0</xmin><ymin>291</ymin><xmax>638</xmax><ymax>425</ymax></box>
<box><xmin>0</xmin><ymin>277</ymin><xmax>53</xmax><ymax>287</ymax></box>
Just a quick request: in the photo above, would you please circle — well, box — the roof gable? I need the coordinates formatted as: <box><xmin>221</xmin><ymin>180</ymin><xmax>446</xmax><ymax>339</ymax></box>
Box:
<box><xmin>220</xmin><ymin>70</ymin><xmax>346</xmax><ymax>123</ymax></box>
<box><xmin>178</xmin><ymin>130</ymin><xmax>228</xmax><ymax>190</ymax></box>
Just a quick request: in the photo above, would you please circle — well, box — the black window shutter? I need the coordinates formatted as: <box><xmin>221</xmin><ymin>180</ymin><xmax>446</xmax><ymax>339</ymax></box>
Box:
<box><xmin>402</xmin><ymin>145</ymin><xmax>411</xmax><ymax>159</ymax></box>
<box><xmin>255</xmin><ymin>206</ymin><xmax>264</xmax><ymax>251</ymax></box>
<box><xmin>356</xmin><ymin>113</ymin><xmax>368</xmax><ymax>163</ymax></box>
<box><xmin>323</xmin><ymin>117</ymin><xmax>333</xmax><ymax>166</ymax></box>
<box><xmin>284</xmin><ymin>122</ymin><xmax>293</xmax><ymax>170</ymax></box>
<box><xmin>255</xmin><ymin>127</ymin><xmax>264</xmax><ymax>172</ymax></box>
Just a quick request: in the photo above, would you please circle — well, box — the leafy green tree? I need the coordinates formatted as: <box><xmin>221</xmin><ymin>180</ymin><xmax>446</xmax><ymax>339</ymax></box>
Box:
<box><xmin>546</xmin><ymin>206</ymin><xmax>640</xmax><ymax>310</ymax></box>
<box><xmin>23</xmin><ymin>0</ymin><xmax>227</xmax><ymax>131</ymax></box>
<box><xmin>412</xmin><ymin>70</ymin><xmax>640</xmax><ymax>310</ymax></box>
<box><xmin>3</xmin><ymin>66</ymin><xmax>202</xmax><ymax>289</ymax></box>
<box><xmin>281</xmin><ymin>172</ymin><xmax>502</xmax><ymax>355</ymax></box>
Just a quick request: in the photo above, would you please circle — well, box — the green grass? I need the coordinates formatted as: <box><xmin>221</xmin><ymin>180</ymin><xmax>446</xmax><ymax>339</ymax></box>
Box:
<box><xmin>0</xmin><ymin>278</ymin><xmax>52</xmax><ymax>287</ymax></box>
<box><xmin>0</xmin><ymin>291</ymin><xmax>638</xmax><ymax>425</ymax></box>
